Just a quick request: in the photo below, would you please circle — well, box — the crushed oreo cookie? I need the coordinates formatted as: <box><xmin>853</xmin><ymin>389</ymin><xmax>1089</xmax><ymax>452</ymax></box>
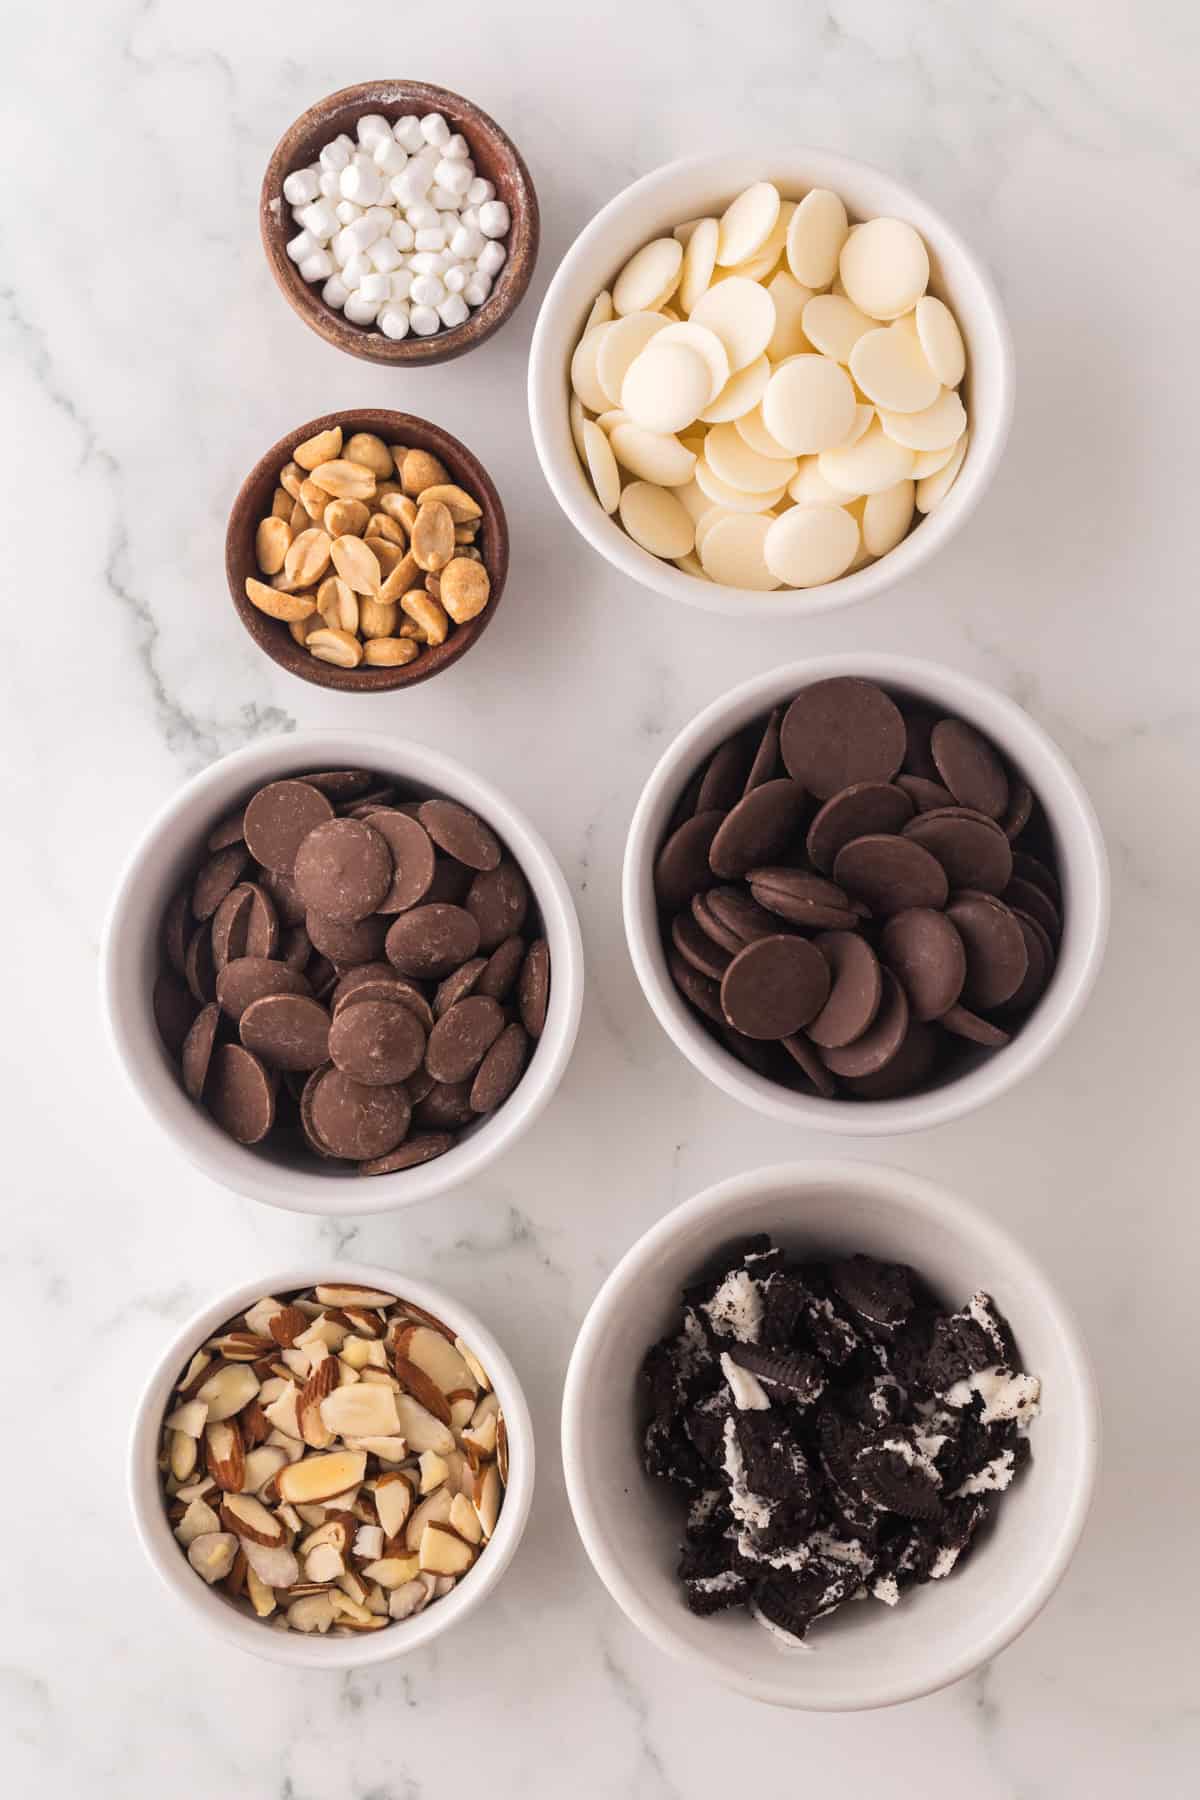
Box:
<box><xmin>639</xmin><ymin>1237</ymin><xmax>1040</xmax><ymax>1646</ymax></box>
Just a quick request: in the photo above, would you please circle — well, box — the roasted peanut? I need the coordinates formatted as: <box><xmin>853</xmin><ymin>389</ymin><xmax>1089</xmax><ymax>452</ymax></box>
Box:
<box><xmin>293</xmin><ymin>426</ymin><xmax>343</xmax><ymax>471</ymax></box>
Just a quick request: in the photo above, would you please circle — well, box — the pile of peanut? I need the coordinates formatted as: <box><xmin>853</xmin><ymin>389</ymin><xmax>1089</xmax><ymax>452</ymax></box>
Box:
<box><xmin>245</xmin><ymin>426</ymin><xmax>492</xmax><ymax>670</ymax></box>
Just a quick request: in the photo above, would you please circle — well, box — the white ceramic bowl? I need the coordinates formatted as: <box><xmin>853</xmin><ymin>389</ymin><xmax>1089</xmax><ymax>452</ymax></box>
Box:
<box><xmin>102</xmin><ymin>732</ymin><xmax>584</xmax><ymax>1214</ymax></box>
<box><xmin>130</xmin><ymin>1261</ymin><xmax>534</xmax><ymax>1668</ymax></box>
<box><xmin>529</xmin><ymin>148</ymin><xmax>1013</xmax><ymax>617</ymax></box>
<box><xmin>624</xmin><ymin>653</ymin><xmax>1108</xmax><ymax>1135</ymax></box>
<box><xmin>562</xmin><ymin>1160</ymin><xmax>1099</xmax><ymax>1710</ymax></box>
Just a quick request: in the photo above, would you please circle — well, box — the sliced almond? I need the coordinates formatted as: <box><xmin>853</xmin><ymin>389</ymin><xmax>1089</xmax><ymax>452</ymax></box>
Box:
<box><xmin>353</xmin><ymin>1523</ymin><xmax>384</xmax><ymax>1564</ymax></box>
<box><xmin>165</xmin><ymin>1398</ymin><xmax>208</xmax><ymax>1438</ymax></box>
<box><xmin>246</xmin><ymin>1566</ymin><xmax>277</xmax><ymax>1618</ymax></box>
<box><xmin>362</xmin><ymin>1553</ymin><xmax>422</xmax><ymax>1589</ymax></box>
<box><xmin>393</xmin><ymin>1373</ymin><xmax>454</xmax><ymax>1441</ymax></box>
<box><xmin>329</xmin><ymin>1590</ymin><xmax>374</xmax><ymax>1625</ymax></box>
<box><xmin>204</xmin><ymin>1417</ymin><xmax>245</xmax><ymax>1492</ymax></box>
<box><xmin>268</xmin><ymin>1304</ymin><xmax>310</xmax><ymax>1348</ymax></box>
<box><xmin>256</xmin><ymin>516</ymin><xmax>292</xmax><ymax>575</ymax></box>
<box><xmin>339</xmin><ymin>1567</ymin><xmax>369</xmax><ymax>1605</ymax></box>
<box><xmin>330</xmin><ymin>534</ymin><xmax>381</xmax><ymax>595</ymax></box>
<box><xmin>496</xmin><ymin>1414</ymin><xmax>509</xmax><ymax>1486</ymax></box>
<box><xmin>449</xmin><ymin>1393</ymin><xmax>476</xmax><ymax>1431</ymax></box>
<box><xmin>343</xmin><ymin>432</ymin><xmax>394</xmax><ymax>477</ymax></box>
<box><xmin>473</xmin><ymin>1462</ymin><xmax>502</xmax><ymax>1540</ymax></box>
<box><xmin>461</xmin><ymin>1414</ymin><xmax>498</xmax><ymax>1459</ymax></box>
<box><xmin>345</xmin><ymin>1434</ymin><xmax>409</xmax><ymax>1462</ymax></box>
<box><xmin>309</xmin><ymin>458</ymin><xmax>377</xmax><ymax>502</ymax></box>
<box><xmin>388</xmin><ymin>1579</ymin><xmax>431</xmax><ymax>1620</ymax></box>
<box><xmin>297</xmin><ymin>1355</ymin><xmax>339</xmax><ymax>1449</ymax></box>
<box><xmin>240</xmin><ymin>1399</ymin><xmax>270</xmax><ymax>1448</ymax></box>
<box><xmin>418</xmin><ymin>1450</ymin><xmax>448</xmax><ymax>1495</ymax></box>
<box><xmin>169</xmin><ymin>1425</ymin><xmax>198</xmax><ymax>1481</ymax></box>
<box><xmin>293</xmin><ymin>427</ymin><xmax>343</xmax><ymax>471</ymax></box>
<box><xmin>341</xmin><ymin>1306</ymin><xmax>386</xmax><ymax>1340</ymax></box>
<box><xmin>373</xmin><ymin>1473</ymin><xmax>413</xmax><ymax>1542</ymax></box>
<box><xmin>286</xmin><ymin>1591</ymin><xmax>336</xmax><ymax>1634</ymax></box>
<box><xmin>175</xmin><ymin>1497</ymin><xmax>221</xmax><ymax>1547</ymax></box>
<box><xmin>187</xmin><ymin>1532</ymin><xmax>238</xmax><ymax>1584</ymax></box>
<box><xmin>220</xmin><ymin>1493</ymin><xmax>285</xmax><ymax>1546</ymax></box>
<box><xmin>403</xmin><ymin>1486</ymin><xmax>454</xmax><ymax>1553</ymax></box>
<box><xmin>305</xmin><ymin>1542</ymin><xmax>346</xmax><ymax>1583</ymax></box>
<box><xmin>241</xmin><ymin>1444</ymin><xmax>289</xmax><ymax>1495</ymax></box>
<box><xmin>307</xmin><ymin>627</ymin><xmax>364</xmax><ymax>669</ymax></box>
<box><xmin>280</xmin><ymin>1346</ymin><xmax>312</xmax><ymax>1381</ymax></box>
<box><xmin>418</xmin><ymin>482</ymin><xmax>482</xmax><ymax>524</ymax></box>
<box><xmin>409</xmin><ymin>500</ymin><xmax>455</xmax><ymax>573</ymax></box>
<box><xmin>396</xmin><ymin>1325</ymin><xmax>478</xmax><ymax>1398</ymax></box>
<box><xmin>316</xmin><ymin>1285</ymin><xmax>399</xmax><ymax>1310</ymax></box>
<box><xmin>449</xmin><ymin>1491</ymin><xmax>483</xmax><ymax>1546</ymax></box>
<box><xmin>244</xmin><ymin>577</ymin><xmax>317</xmax><ymax>623</ymax></box>
<box><xmin>264</xmin><ymin>1384</ymin><xmax>301</xmax><ymax>1441</ymax></box>
<box><xmin>210</xmin><ymin>1332</ymin><xmax>275</xmax><ymax>1363</ymax></box>
<box><xmin>277</xmin><ymin>1449</ymin><xmax>367</xmax><ymax>1507</ymax></box>
<box><xmin>176</xmin><ymin>1348</ymin><xmax>213</xmax><ymax>1396</ymax></box>
<box><xmin>418</xmin><ymin>1521</ymin><xmax>475</xmax><ymax>1576</ymax></box>
<box><xmin>284</xmin><ymin>526</ymin><xmax>333</xmax><ymax>588</ymax></box>
<box><xmin>319</xmin><ymin>1383</ymin><xmax>401</xmax><ymax>1439</ymax></box>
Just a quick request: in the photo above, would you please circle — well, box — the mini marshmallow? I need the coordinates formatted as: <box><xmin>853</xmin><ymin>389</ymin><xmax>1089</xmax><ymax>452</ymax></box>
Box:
<box><xmin>405</xmin><ymin>200</ymin><xmax>440</xmax><ymax>231</ymax></box>
<box><xmin>420</xmin><ymin>112</ymin><xmax>451</xmax><ymax>148</ymax></box>
<box><xmin>368</xmin><ymin>236</ymin><xmax>402</xmax><ymax>273</ymax></box>
<box><xmin>443</xmin><ymin>133</ymin><xmax>471</xmax><ymax>161</ymax></box>
<box><xmin>477</xmin><ymin>239</ymin><xmax>507</xmax><ymax>278</ymax></box>
<box><xmin>356</xmin><ymin>113</ymin><xmax>392</xmax><ymax>147</ymax></box>
<box><xmin>433</xmin><ymin>158</ymin><xmax>472</xmax><ymax>197</ymax></box>
<box><xmin>409</xmin><ymin>303</ymin><xmax>441</xmax><ymax>336</ymax></box>
<box><xmin>319</xmin><ymin>135</ymin><xmax>354</xmax><ymax>174</ymax></box>
<box><xmin>298</xmin><ymin>199</ymin><xmax>337</xmax><ymax>242</ymax></box>
<box><xmin>437</xmin><ymin>293</ymin><xmax>470</xmax><ymax>329</ymax></box>
<box><xmin>299</xmin><ymin>249</ymin><xmax>334</xmax><ymax>282</ymax></box>
<box><xmin>286</xmin><ymin>228</ymin><xmax>319</xmax><ymax>264</ymax></box>
<box><xmin>478</xmin><ymin>200</ymin><xmax>510</xmax><ymax>239</ymax></box>
<box><xmin>443</xmin><ymin>264</ymin><xmax>469</xmax><ymax>294</ymax></box>
<box><xmin>392</xmin><ymin>163</ymin><xmax>432</xmax><ymax>207</ymax></box>
<box><xmin>393</xmin><ymin>115</ymin><xmax>425</xmax><ymax>153</ymax></box>
<box><xmin>347</xmin><ymin>213</ymin><xmax>383</xmax><ymax>251</ymax></box>
<box><xmin>331</xmin><ymin>226</ymin><xmax>357</xmax><ymax>265</ymax></box>
<box><xmin>390</xmin><ymin>269</ymin><xmax>413</xmax><ymax>301</ymax></box>
<box><xmin>322</xmin><ymin>274</ymin><xmax>350</xmax><ymax>310</ymax></box>
<box><xmin>335</xmin><ymin>200</ymin><xmax>364</xmax><ymax>226</ymax></box>
<box><xmin>379</xmin><ymin>302</ymin><xmax>411</xmax><ymax>340</ymax></box>
<box><xmin>414</xmin><ymin>226</ymin><xmax>446</xmax><ymax>252</ymax></box>
<box><xmin>283</xmin><ymin>168</ymin><xmax>320</xmax><ymax>206</ymax></box>
<box><xmin>463</xmin><ymin>273</ymin><xmax>492</xmax><ymax>306</ymax></box>
<box><xmin>340</xmin><ymin>158</ymin><xmax>383</xmax><ymax>206</ymax></box>
<box><xmin>466</xmin><ymin>177</ymin><xmax>495</xmax><ymax>206</ymax></box>
<box><xmin>429</xmin><ymin>184</ymin><xmax>462</xmax><ymax>211</ymax></box>
<box><xmin>460</xmin><ymin>206</ymin><xmax>480</xmax><ymax>230</ymax></box>
<box><xmin>410</xmin><ymin>273</ymin><xmax>446</xmax><ymax>307</ymax></box>
<box><xmin>450</xmin><ymin>224</ymin><xmax>484</xmax><ymax>260</ymax></box>
<box><xmin>341</xmin><ymin>252</ymin><xmax>371</xmax><ymax>289</ymax></box>
<box><xmin>373</xmin><ymin>138</ymin><xmax>409</xmax><ymax>177</ymax></box>
<box><xmin>344</xmin><ymin>293</ymin><xmax>380</xmax><ymax>326</ymax></box>
<box><xmin>389</xmin><ymin>218</ymin><xmax>415</xmax><ymax>251</ymax></box>
<box><xmin>408</xmin><ymin>250</ymin><xmax>445</xmax><ymax>276</ymax></box>
<box><xmin>359</xmin><ymin>271</ymin><xmax>392</xmax><ymax>304</ymax></box>
<box><xmin>318</xmin><ymin>169</ymin><xmax>341</xmax><ymax>199</ymax></box>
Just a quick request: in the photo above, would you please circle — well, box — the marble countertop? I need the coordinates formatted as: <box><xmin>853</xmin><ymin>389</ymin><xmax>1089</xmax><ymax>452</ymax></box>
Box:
<box><xmin>5</xmin><ymin>1</ymin><xmax>1197</xmax><ymax>1793</ymax></box>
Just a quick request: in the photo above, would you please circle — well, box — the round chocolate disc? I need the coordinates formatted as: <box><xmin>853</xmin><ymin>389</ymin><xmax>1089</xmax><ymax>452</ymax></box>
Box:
<box><xmin>243</xmin><ymin>780</ymin><xmax>335</xmax><ymax>875</ymax></box>
<box><xmin>806</xmin><ymin>782</ymin><xmax>914</xmax><ymax>874</ymax></box>
<box><xmin>243</xmin><ymin>885</ymin><xmax>279</xmax><ymax>958</ymax></box>
<box><xmin>1011</xmin><ymin>851</ymin><xmax>1060</xmax><ymax>906</ymax></box>
<box><xmin>668</xmin><ymin>948</ymin><xmax>724</xmax><ymax>1024</ymax></box>
<box><xmin>696</xmin><ymin>732</ymin><xmax>754</xmax><ymax>812</ymax></box>
<box><xmin>293</xmin><ymin>818</ymin><xmax>393</xmax><ymax>924</ymax></box>
<box><xmin>184</xmin><ymin>925</ymin><xmax>217</xmax><ymax>1003</ymax></box>
<box><xmin>191</xmin><ymin>844</ymin><xmax>250</xmax><ymax>922</ymax></box>
<box><xmin>941</xmin><ymin>1003</ymin><xmax>1011</xmax><ymax>1048</ymax></box>
<box><xmin>997</xmin><ymin>912</ymin><xmax>1053</xmax><ymax>1014</ymax></box>
<box><xmin>896</xmin><ymin>774</ymin><xmax>954</xmax><ymax>813</ymax></box>
<box><xmin>181</xmin><ymin>1001</ymin><xmax>220</xmax><ymax>1100</ymax></box>
<box><xmin>1000</xmin><ymin>779</ymin><xmax>1034</xmax><ymax>842</ymax></box>
<box><xmin>832</xmin><ymin>834</ymin><xmax>949</xmax><ymax>915</ymax></box>
<box><xmin>210</xmin><ymin>884</ymin><xmax>254</xmax><ymax>971</ymax></box>
<box><xmin>207</xmin><ymin>808</ymin><xmax>246</xmax><ymax>852</ymax></box>
<box><xmin>703</xmin><ymin>886</ymin><xmax>783</xmax><ymax>945</ymax></box>
<box><xmin>309</xmin><ymin>1067</ymin><xmax>411</xmax><ymax>1159</ymax></box>
<box><xmin>466</xmin><ymin>860</ymin><xmax>530</xmax><ymax>950</ymax></box>
<box><xmin>720</xmin><ymin>935</ymin><xmax>831</xmax><ymax>1040</ymax></box>
<box><xmin>945</xmin><ymin>893</ymin><xmax>1029</xmax><ymax>1010</ymax></box>
<box><xmin>672</xmin><ymin>912</ymin><xmax>732</xmax><ymax>980</ymax></box>
<box><xmin>930</xmin><ymin>719</ymin><xmax>1010</xmax><ymax>821</ymax></box>
<box><xmin>879</xmin><ymin>908</ymin><xmax>967</xmax><ymax>1021</ymax></box>
<box><xmin>359</xmin><ymin>1132</ymin><xmax>454</xmax><ymax>1175</ymax></box>
<box><xmin>743</xmin><ymin>708</ymin><xmax>782</xmax><ymax>794</ymax></box>
<box><xmin>239</xmin><ymin>993</ymin><xmax>331</xmax><ymax>1072</ymax></box>
<box><xmin>215</xmin><ymin>956</ymin><xmax>310</xmax><ymax>1022</ymax></box>
<box><xmin>418</xmin><ymin>798</ymin><xmax>502</xmax><ymax>872</ymax></box>
<box><xmin>518</xmin><ymin>939</ymin><xmax>550</xmax><ymax>1039</ymax></box>
<box><xmin>426</xmin><ymin>996</ymin><xmax>506</xmax><ymax>1083</ymax></box>
<box><xmin>434</xmin><ymin>957</ymin><xmax>487</xmax><ymax>1017</ymax></box>
<box><xmin>746</xmin><ymin>868</ymin><xmax>859</xmax><ymax>930</ymax></box>
<box><xmin>654</xmin><ymin>811</ymin><xmax>725</xmax><ymax>912</ymax></box>
<box><xmin>328</xmin><ymin>996</ymin><xmax>426</xmax><ymax>1085</ymax></box>
<box><xmin>369</xmin><ymin>811</ymin><xmax>437</xmax><ymax>913</ymax></box>
<box><xmin>206</xmin><ymin>1043</ymin><xmax>275</xmax><ymax>1144</ymax></box>
<box><xmin>259</xmin><ymin>866</ymin><xmax>307</xmax><ymax>928</ymax></box>
<box><xmin>843</xmin><ymin>1020</ymin><xmax>940</xmax><ymax>1098</ymax></box>
<box><xmin>301</xmin><ymin>770</ymin><xmax>376</xmax><ymax>801</ymax></box>
<box><xmin>898</xmin><ymin>705</ymin><xmax>940</xmax><ymax>781</ymax></box>
<box><xmin>162</xmin><ymin>890</ymin><xmax>192</xmax><ymax>978</ymax></box>
<box><xmin>476</xmin><ymin>935</ymin><xmax>526</xmax><ymax>1002</ymax></box>
<box><xmin>819</xmin><ymin>968</ymin><xmax>909</xmax><ymax>1078</ymax></box>
<box><xmin>334</xmin><ymin>972</ymin><xmax>435</xmax><ymax>1033</ymax></box>
<box><xmin>709</xmin><ymin>779</ymin><xmax>808</xmax><ymax>879</ymax></box>
<box><xmin>154</xmin><ymin>972</ymin><xmax>197</xmax><ymax>1057</ymax></box>
<box><xmin>278</xmin><ymin>925</ymin><xmax>313</xmax><ymax>972</ymax></box>
<box><xmin>1004</xmin><ymin>876</ymin><xmax>1061</xmax><ymax>943</ymax></box>
<box><xmin>470</xmin><ymin>1022</ymin><xmax>529</xmax><ymax>1113</ymax></box>
<box><xmin>780</xmin><ymin>1031</ymin><xmax>838</xmax><ymax>1097</ymax></box>
<box><xmin>424</xmin><ymin>855</ymin><xmax>474</xmax><ymax>906</ymax></box>
<box><xmin>720</xmin><ymin>1026</ymin><xmax>776</xmax><ymax>1076</ymax></box>
<box><xmin>305</xmin><ymin>908</ymin><xmax>389</xmax><ymax>967</ymax></box>
<box><xmin>806</xmin><ymin>931</ymin><xmax>883</xmax><ymax>1049</ymax></box>
<box><xmin>780</xmin><ymin>678</ymin><xmax>906</xmax><ymax>800</ymax></box>
<box><xmin>414</xmin><ymin>1080</ymin><xmax>477</xmax><ymax>1130</ymax></box>
<box><xmin>385</xmin><ymin>904</ymin><xmax>481</xmax><ymax>978</ymax></box>
<box><xmin>902</xmin><ymin>812</ymin><xmax>1013</xmax><ymax>895</ymax></box>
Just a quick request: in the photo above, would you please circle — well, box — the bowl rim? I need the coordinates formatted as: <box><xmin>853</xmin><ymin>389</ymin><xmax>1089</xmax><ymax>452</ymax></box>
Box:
<box><xmin>225</xmin><ymin>407</ymin><xmax>509</xmax><ymax>692</ymax></box>
<box><xmin>560</xmin><ymin>1157</ymin><xmax>1101</xmax><ymax>1710</ymax></box>
<box><xmin>622</xmin><ymin>652</ymin><xmax>1110</xmax><ymax>1135</ymax></box>
<box><xmin>260</xmin><ymin>79</ymin><xmax>540</xmax><ymax>367</ymax></box>
<box><xmin>100</xmin><ymin>730</ymin><xmax>585</xmax><ymax>1215</ymax></box>
<box><xmin>528</xmin><ymin>144</ymin><xmax>1015</xmax><ymax>618</ymax></box>
<box><xmin>129</xmin><ymin>1260</ymin><xmax>535</xmax><ymax>1667</ymax></box>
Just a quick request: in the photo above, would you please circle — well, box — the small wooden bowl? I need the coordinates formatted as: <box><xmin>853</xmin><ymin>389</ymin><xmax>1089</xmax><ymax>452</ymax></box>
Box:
<box><xmin>261</xmin><ymin>80</ymin><xmax>539</xmax><ymax>366</ymax></box>
<box><xmin>226</xmin><ymin>409</ymin><xmax>509</xmax><ymax>692</ymax></box>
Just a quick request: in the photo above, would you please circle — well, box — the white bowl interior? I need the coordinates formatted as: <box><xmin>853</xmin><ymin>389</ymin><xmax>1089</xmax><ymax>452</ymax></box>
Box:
<box><xmin>129</xmin><ymin>1263</ymin><xmax>535</xmax><ymax>1668</ymax></box>
<box><xmin>102</xmin><ymin>733</ymin><xmax>583</xmax><ymax>1214</ymax></box>
<box><xmin>562</xmin><ymin>1162</ymin><xmax>1098</xmax><ymax>1710</ymax></box>
<box><xmin>529</xmin><ymin>148</ymin><xmax>1013</xmax><ymax>617</ymax></box>
<box><xmin>623</xmin><ymin>653</ymin><xmax>1109</xmax><ymax>1134</ymax></box>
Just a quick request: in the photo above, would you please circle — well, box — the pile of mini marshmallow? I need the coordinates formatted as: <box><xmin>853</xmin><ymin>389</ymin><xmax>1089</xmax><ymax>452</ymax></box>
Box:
<box><xmin>283</xmin><ymin>111</ymin><xmax>511</xmax><ymax>340</ymax></box>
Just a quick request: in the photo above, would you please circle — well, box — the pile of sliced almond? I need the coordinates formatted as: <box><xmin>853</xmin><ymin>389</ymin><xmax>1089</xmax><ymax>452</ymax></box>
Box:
<box><xmin>160</xmin><ymin>1282</ymin><xmax>507</xmax><ymax>1635</ymax></box>
<box><xmin>244</xmin><ymin>427</ymin><xmax>493</xmax><ymax>672</ymax></box>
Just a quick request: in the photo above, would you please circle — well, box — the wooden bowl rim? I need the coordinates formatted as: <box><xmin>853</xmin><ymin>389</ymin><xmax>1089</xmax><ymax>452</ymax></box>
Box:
<box><xmin>225</xmin><ymin>407</ymin><xmax>509</xmax><ymax>692</ymax></box>
<box><xmin>260</xmin><ymin>80</ymin><xmax>539</xmax><ymax>367</ymax></box>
